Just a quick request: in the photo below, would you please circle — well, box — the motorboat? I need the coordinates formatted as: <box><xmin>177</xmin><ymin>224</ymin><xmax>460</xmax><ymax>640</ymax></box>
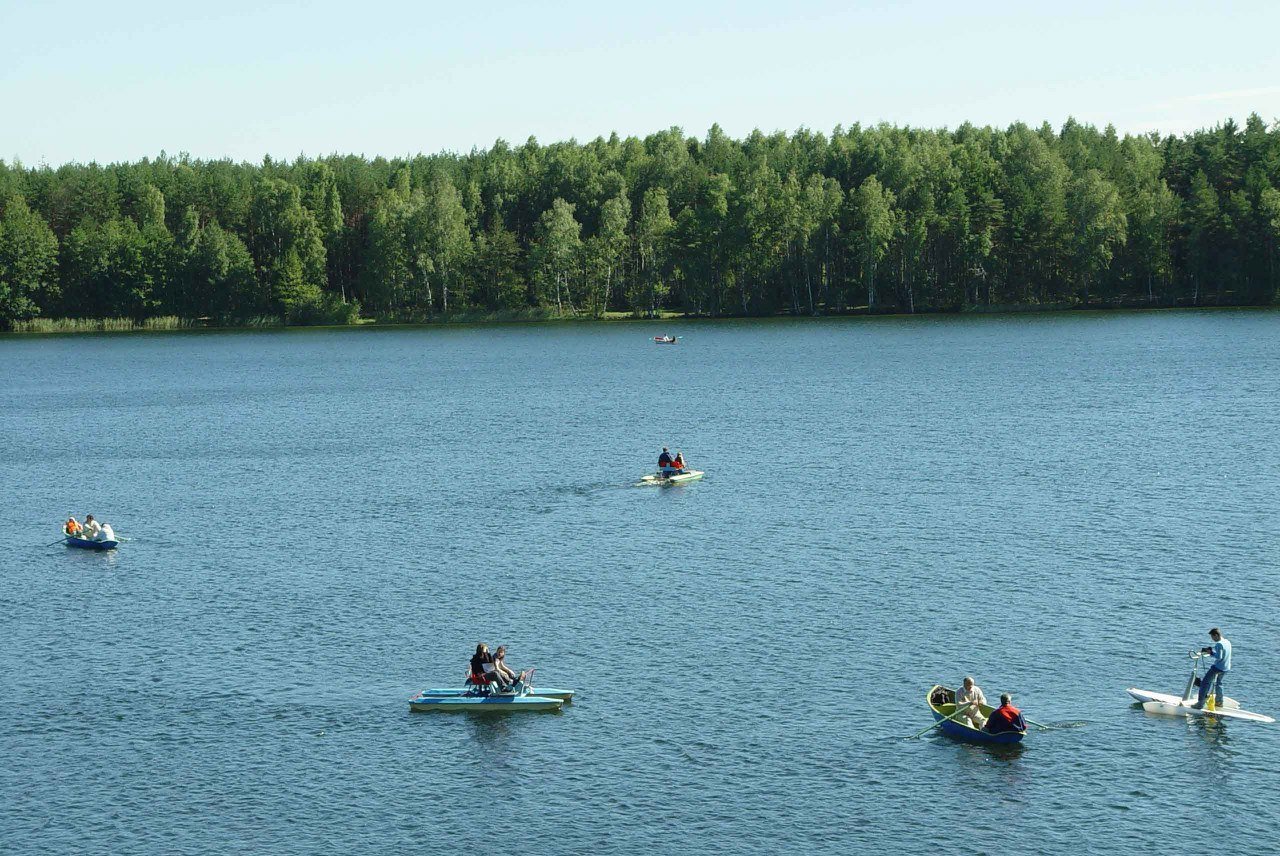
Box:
<box><xmin>653</xmin><ymin>335</ymin><xmax>679</xmax><ymax>344</ymax></box>
<box><xmin>1127</xmin><ymin>652</ymin><xmax>1275</xmax><ymax>723</ymax></box>
<box><xmin>639</xmin><ymin>469</ymin><xmax>704</xmax><ymax>486</ymax></box>
<box><xmin>926</xmin><ymin>685</ymin><xmax>1026</xmax><ymax>744</ymax></box>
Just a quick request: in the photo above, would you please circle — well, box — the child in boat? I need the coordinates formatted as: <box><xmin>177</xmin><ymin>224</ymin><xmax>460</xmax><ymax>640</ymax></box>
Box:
<box><xmin>672</xmin><ymin>452</ymin><xmax>686</xmax><ymax>473</ymax></box>
<box><xmin>493</xmin><ymin>646</ymin><xmax>528</xmax><ymax>689</ymax></box>
<box><xmin>64</xmin><ymin>517</ymin><xmax>82</xmax><ymax>536</ymax></box>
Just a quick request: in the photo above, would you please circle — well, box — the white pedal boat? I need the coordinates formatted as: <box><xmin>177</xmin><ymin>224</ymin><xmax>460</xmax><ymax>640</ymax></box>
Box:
<box><xmin>639</xmin><ymin>469</ymin><xmax>704</xmax><ymax>486</ymax></box>
<box><xmin>1127</xmin><ymin>652</ymin><xmax>1274</xmax><ymax>724</ymax></box>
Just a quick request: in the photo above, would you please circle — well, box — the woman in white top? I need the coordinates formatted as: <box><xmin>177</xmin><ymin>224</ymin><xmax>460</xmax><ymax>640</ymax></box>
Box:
<box><xmin>956</xmin><ymin>676</ymin><xmax>987</xmax><ymax>728</ymax></box>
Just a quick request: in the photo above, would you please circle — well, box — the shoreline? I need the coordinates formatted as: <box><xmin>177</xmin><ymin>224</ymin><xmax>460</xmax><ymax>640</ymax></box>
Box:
<box><xmin>2</xmin><ymin>302</ymin><xmax>1275</xmax><ymax>338</ymax></box>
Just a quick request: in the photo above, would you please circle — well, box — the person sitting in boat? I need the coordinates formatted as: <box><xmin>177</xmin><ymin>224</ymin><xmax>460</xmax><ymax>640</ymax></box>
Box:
<box><xmin>658</xmin><ymin>447</ymin><xmax>675</xmax><ymax>475</ymax></box>
<box><xmin>671</xmin><ymin>452</ymin><xmax>687</xmax><ymax>473</ymax></box>
<box><xmin>83</xmin><ymin>515</ymin><xmax>101</xmax><ymax>540</ymax></box>
<box><xmin>985</xmin><ymin>693</ymin><xmax>1027</xmax><ymax>734</ymax></box>
<box><xmin>64</xmin><ymin>517</ymin><xmax>82</xmax><ymax>537</ymax></box>
<box><xmin>469</xmin><ymin>643</ymin><xmax>510</xmax><ymax>692</ymax></box>
<box><xmin>493</xmin><ymin>645</ymin><xmax>528</xmax><ymax>689</ymax></box>
<box><xmin>956</xmin><ymin>676</ymin><xmax>987</xmax><ymax>728</ymax></box>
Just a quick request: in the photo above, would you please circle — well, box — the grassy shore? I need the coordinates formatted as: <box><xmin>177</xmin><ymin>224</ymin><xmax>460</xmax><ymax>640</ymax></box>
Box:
<box><xmin>4</xmin><ymin>303</ymin><xmax>1270</xmax><ymax>336</ymax></box>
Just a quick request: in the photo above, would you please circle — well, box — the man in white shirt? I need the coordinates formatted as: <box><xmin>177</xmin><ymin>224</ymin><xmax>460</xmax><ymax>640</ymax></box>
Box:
<box><xmin>83</xmin><ymin>515</ymin><xmax>102</xmax><ymax>540</ymax></box>
<box><xmin>956</xmin><ymin>676</ymin><xmax>987</xmax><ymax>728</ymax></box>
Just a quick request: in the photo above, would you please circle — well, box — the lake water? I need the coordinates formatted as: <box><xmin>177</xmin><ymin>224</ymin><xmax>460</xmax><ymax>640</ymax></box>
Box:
<box><xmin>3</xmin><ymin>310</ymin><xmax>1279</xmax><ymax>854</ymax></box>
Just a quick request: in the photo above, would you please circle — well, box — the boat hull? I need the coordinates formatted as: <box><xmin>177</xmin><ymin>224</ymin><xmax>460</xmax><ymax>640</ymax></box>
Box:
<box><xmin>65</xmin><ymin>536</ymin><xmax>118</xmax><ymax>551</ymax></box>
<box><xmin>927</xmin><ymin>685</ymin><xmax>1025</xmax><ymax>744</ymax></box>
<box><xmin>640</xmin><ymin>470</ymin><xmax>704</xmax><ymax>486</ymax></box>
<box><xmin>409</xmin><ymin>693</ymin><xmax>563</xmax><ymax>712</ymax></box>
<box><xmin>1128</xmin><ymin>688</ymin><xmax>1274</xmax><ymax>723</ymax></box>
<box><xmin>419</xmin><ymin>687</ymin><xmax>575</xmax><ymax>702</ymax></box>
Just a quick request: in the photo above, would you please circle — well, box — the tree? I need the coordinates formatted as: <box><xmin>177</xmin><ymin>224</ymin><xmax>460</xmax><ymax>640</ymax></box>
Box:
<box><xmin>0</xmin><ymin>197</ymin><xmax>59</xmax><ymax>325</ymax></box>
<box><xmin>1066</xmin><ymin>169</ymin><xmax>1127</xmax><ymax>303</ymax></box>
<box><xmin>847</xmin><ymin>176</ymin><xmax>896</xmax><ymax>311</ymax></box>
<box><xmin>529</xmin><ymin>198</ymin><xmax>581</xmax><ymax>314</ymax></box>
<box><xmin>633</xmin><ymin>188</ymin><xmax>672</xmax><ymax>315</ymax></box>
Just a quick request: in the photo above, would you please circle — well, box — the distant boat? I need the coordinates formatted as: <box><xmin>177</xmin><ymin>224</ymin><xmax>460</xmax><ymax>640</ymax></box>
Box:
<box><xmin>654</xmin><ymin>335</ymin><xmax>679</xmax><ymax>344</ymax></box>
<box><xmin>639</xmin><ymin>469</ymin><xmax>704</xmax><ymax>486</ymax></box>
<box><xmin>65</xmin><ymin>535</ymin><xmax>118</xmax><ymax>551</ymax></box>
<box><xmin>926</xmin><ymin>685</ymin><xmax>1025</xmax><ymax>744</ymax></box>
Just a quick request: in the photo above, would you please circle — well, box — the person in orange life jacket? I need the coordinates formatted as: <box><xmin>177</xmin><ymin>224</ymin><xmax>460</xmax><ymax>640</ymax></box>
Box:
<box><xmin>65</xmin><ymin>517</ymin><xmax>82</xmax><ymax>536</ymax></box>
<box><xmin>671</xmin><ymin>452</ymin><xmax>687</xmax><ymax>473</ymax></box>
<box><xmin>469</xmin><ymin>642</ymin><xmax>511</xmax><ymax>691</ymax></box>
<box><xmin>658</xmin><ymin>447</ymin><xmax>675</xmax><ymax>475</ymax></box>
<box><xmin>985</xmin><ymin>693</ymin><xmax>1027</xmax><ymax>734</ymax></box>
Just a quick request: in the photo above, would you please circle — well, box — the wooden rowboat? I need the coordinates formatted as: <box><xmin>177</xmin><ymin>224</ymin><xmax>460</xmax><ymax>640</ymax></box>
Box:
<box><xmin>927</xmin><ymin>684</ymin><xmax>1025</xmax><ymax>745</ymax></box>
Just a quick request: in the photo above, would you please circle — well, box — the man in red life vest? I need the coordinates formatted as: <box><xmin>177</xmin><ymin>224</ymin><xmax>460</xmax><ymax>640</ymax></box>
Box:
<box><xmin>985</xmin><ymin>693</ymin><xmax>1027</xmax><ymax>735</ymax></box>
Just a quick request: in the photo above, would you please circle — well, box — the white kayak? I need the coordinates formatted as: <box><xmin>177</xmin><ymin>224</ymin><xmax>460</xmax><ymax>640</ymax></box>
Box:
<box><xmin>639</xmin><ymin>470</ymin><xmax>704</xmax><ymax>486</ymax></box>
<box><xmin>1127</xmin><ymin>688</ymin><xmax>1274</xmax><ymax>723</ymax></box>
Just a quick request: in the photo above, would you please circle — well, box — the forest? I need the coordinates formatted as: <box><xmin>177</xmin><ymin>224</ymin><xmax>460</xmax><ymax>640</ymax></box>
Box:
<box><xmin>3</xmin><ymin>115</ymin><xmax>1280</xmax><ymax>329</ymax></box>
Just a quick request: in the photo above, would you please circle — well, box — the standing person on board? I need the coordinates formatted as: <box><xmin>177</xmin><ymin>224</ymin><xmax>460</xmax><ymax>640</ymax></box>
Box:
<box><xmin>956</xmin><ymin>676</ymin><xmax>987</xmax><ymax>728</ymax></box>
<box><xmin>1192</xmin><ymin>628</ymin><xmax>1232</xmax><ymax>710</ymax></box>
<box><xmin>985</xmin><ymin>694</ymin><xmax>1027</xmax><ymax>734</ymax></box>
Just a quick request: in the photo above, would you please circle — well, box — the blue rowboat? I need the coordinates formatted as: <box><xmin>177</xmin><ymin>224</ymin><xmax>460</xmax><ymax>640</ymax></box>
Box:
<box><xmin>409</xmin><ymin>691</ymin><xmax>563</xmax><ymax>712</ymax></box>
<box><xmin>65</xmin><ymin>535</ymin><xmax>118</xmax><ymax>551</ymax></box>
<box><xmin>927</xmin><ymin>685</ymin><xmax>1025</xmax><ymax>745</ymax></box>
<box><xmin>418</xmin><ymin>686</ymin><xmax>575</xmax><ymax>702</ymax></box>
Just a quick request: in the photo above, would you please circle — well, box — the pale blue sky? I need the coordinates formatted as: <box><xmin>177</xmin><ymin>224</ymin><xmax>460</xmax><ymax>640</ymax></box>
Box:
<box><xmin>4</xmin><ymin>0</ymin><xmax>1279</xmax><ymax>165</ymax></box>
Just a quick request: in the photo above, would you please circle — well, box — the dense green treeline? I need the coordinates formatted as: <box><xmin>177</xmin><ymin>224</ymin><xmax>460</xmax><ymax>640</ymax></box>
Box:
<box><xmin>4</xmin><ymin>115</ymin><xmax>1280</xmax><ymax>329</ymax></box>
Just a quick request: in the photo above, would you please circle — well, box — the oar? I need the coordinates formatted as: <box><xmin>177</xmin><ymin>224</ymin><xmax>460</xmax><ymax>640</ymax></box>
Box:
<box><xmin>909</xmin><ymin>702</ymin><xmax>973</xmax><ymax>739</ymax></box>
<box><xmin>1025</xmin><ymin>717</ymin><xmax>1086</xmax><ymax>731</ymax></box>
<box><xmin>43</xmin><ymin>537</ymin><xmax>67</xmax><ymax>547</ymax></box>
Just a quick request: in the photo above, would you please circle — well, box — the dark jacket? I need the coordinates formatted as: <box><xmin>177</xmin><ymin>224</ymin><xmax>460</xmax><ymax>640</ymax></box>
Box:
<box><xmin>986</xmin><ymin>703</ymin><xmax>1027</xmax><ymax>734</ymax></box>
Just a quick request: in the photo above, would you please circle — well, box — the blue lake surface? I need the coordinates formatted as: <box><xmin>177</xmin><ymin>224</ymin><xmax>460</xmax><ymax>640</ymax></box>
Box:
<box><xmin>2</xmin><ymin>311</ymin><xmax>1279</xmax><ymax>854</ymax></box>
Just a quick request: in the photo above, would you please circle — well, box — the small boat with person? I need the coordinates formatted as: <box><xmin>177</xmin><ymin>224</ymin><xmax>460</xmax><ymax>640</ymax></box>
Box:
<box><xmin>641</xmin><ymin>447</ymin><xmax>703</xmax><ymax>485</ymax></box>
<box><xmin>653</xmin><ymin>335</ymin><xmax>679</xmax><ymax>344</ymax></box>
<box><xmin>410</xmin><ymin>668</ymin><xmax>572</xmax><ymax>713</ymax></box>
<box><xmin>925</xmin><ymin>685</ymin><xmax>1027</xmax><ymax>744</ymax></box>
<box><xmin>62</xmin><ymin>515</ymin><xmax>118</xmax><ymax>550</ymax></box>
<box><xmin>1127</xmin><ymin>650</ymin><xmax>1275</xmax><ymax>724</ymax></box>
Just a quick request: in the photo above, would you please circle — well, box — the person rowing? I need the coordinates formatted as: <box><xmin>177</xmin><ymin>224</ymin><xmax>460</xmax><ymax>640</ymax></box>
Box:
<box><xmin>956</xmin><ymin>676</ymin><xmax>987</xmax><ymax>728</ymax></box>
<box><xmin>83</xmin><ymin>515</ymin><xmax>101</xmax><ymax>539</ymax></box>
<box><xmin>985</xmin><ymin>693</ymin><xmax>1027</xmax><ymax>735</ymax></box>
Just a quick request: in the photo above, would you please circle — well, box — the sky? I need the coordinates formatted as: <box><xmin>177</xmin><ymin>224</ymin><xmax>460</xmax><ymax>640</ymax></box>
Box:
<box><xmin>4</xmin><ymin>0</ymin><xmax>1280</xmax><ymax>165</ymax></box>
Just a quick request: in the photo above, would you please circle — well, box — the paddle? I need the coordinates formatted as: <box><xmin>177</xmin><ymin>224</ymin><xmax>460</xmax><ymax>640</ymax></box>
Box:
<box><xmin>43</xmin><ymin>537</ymin><xmax>67</xmax><ymax>547</ymax></box>
<box><xmin>909</xmin><ymin>702</ymin><xmax>973</xmax><ymax>739</ymax></box>
<box><xmin>1025</xmin><ymin>717</ymin><xmax>1087</xmax><ymax>731</ymax></box>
